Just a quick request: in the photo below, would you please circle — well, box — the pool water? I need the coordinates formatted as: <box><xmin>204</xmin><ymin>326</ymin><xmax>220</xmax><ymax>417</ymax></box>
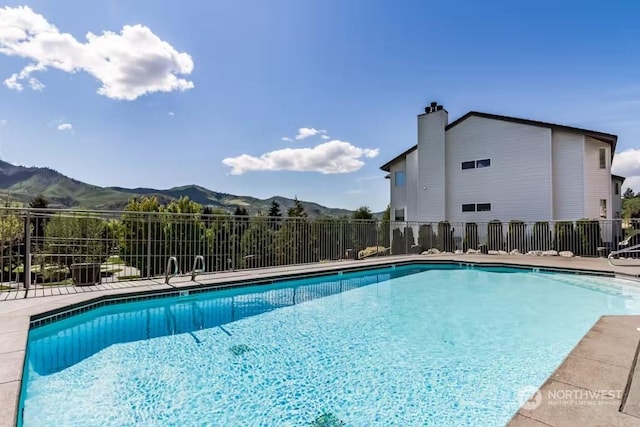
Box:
<box><xmin>20</xmin><ymin>265</ymin><xmax>640</xmax><ymax>426</ymax></box>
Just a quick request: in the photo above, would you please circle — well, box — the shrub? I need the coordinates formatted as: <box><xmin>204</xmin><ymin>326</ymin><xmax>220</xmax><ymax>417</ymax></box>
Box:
<box><xmin>531</xmin><ymin>221</ymin><xmax>551</xmax><ymax>251</ymax></box>
<box><xmin>437</xmin><ymin>221</ymin><xmax>454</xmax><ymax>252</ymax></box>
<box><xmin>575</xmin><ymin>219</ymin><xmax>602</xmax><ymax>256</ymax></box>
<box><xmin>554</xmin><ymin>221</ymin><xmax>577</xmax><ymax>252</ymax></box>
<box><xmin>463</xmin><ymin>222</ymin><xmax>478</xmax><ymax>251</ymax></box>
<box><xmin>418</xmin><ymin>224</ymin><xmax>436</xmax><ymax>251</ymax></box>
<box><xmin>391</xmin><ymin>227</ymin><xmax>406</xmax><ymax>254</ymax></box>
<box><xmin>405</xmin><ymin>226</ymin><xmax>416</xmax><ymax>252</ymax></box>
<box><xmin>487</xmin><ymin>220</ymin><xmax>504</xmax><ymax>251</ymax></box>
<box><xmin>507</xmin><ymin>220</ymin><xmax>528</xmax><ymax>252</ymax></box>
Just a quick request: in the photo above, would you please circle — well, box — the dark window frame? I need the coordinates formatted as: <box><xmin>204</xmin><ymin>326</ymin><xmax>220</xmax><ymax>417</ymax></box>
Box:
<box><xmin>394</xmin><ymin>170</ymin><xmax>406</xmax><ymax>187</ymax></box>
<box><xmin>394</xmin><ymin>208</ymin><xmax>405</xmax><ymax>221</ymax></box>
<box><xmin>476</xmin><ymin>158</ymin><xmax>491</xmax><ymax>168</ymax></box>
<box><xmin>615</xmin><ymin>182</ymin><xmax>620</xmax><ymax>195</ymax></box>
<box><xmin>462</xmin><ymin>204</ymin><xmax>476</xmax><ymax>212</ymax></box>
<box><xmin>599</xmin><ymin>148</ymin><xmax>606</xmax><ymax>169</ymax></box>
<box><xmin>461</xmin><ymin>161</ymin><xmax>476</xmax><ymax>170</ymax></box>
<box><xmin>476</xmin><ymin>203</ymin><xmax>492</xmax><ymax>212</ymax></box>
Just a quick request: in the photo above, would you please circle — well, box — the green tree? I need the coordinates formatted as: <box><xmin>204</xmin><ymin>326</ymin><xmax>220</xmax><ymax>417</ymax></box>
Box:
<box><xmin>352</xmin><ymin>206</ymin><xmax>373</xmax><ymax>220</ymax></box>
<box><xmin>205</xmin><ymin>212</ymin><xmax>233</xmax><ymax>271</ymax></box>
<box><xmin>165</xmin><ymin>197</ymin><xmax>206</xmax><ymax>275</ymax></box>
<box><xmin>623</xmin><ymin>187</ymin><xmax>635</xmax><ymax>199</ymax></box>
<box><xmin>28</xmin><ymin>195</ymin><xmax>50</xmax><ymax>252</ymax></box>
<box><xmin>241</xmin><ymin>215</ymin><xmax>275</xmax><ymax>268</ymax></box>
<box><xmin>287</xmin><ymin>197</ymin><xmax>307</xmax><ymax>218</ymax></box>
<box><xmin>29</xmin><ymin>195</ymin><xmax>49</xmax><ymax>209</ymax></box>
<box><xmin>40</xmin><ymin>213</ymin><xmax>108</xmax><ymax>281</ymax></box>
<box><xmin>623</xmin><ymin>195</ymin><xmax>640</xmax><ymax>219</ymax></box>
<box><xmin>379</xmin><ymin>205</ymin><xmax>390</xmax><ymax>248</ymax></box>
<box><xmin>120</xmin><ymin>196</ymin><xmax>165</xmax><ymax>277</ymax></box>
<box><xmin>268</xmin><ymin>200</ymin><xmax>282</xmax><ymax>217</ymax></box>
<box><xmin>0</xmin><ymin>204</ymin><xmax>24</xmax><ymax>281</ymax></box>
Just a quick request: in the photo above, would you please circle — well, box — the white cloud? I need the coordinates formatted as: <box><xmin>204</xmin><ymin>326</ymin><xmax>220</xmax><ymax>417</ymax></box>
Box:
<box><xmin>57</xmin><ymin>123</ymin><xmax>72</xmax><ymax>131</ymax></box>
<box><xmin>222</xmin><ymin>140</ymin><xmax>379</xmax><ymax>175</ymax></box>
<box><xmin>295</xmin><ymin>127</ymin><xmax>326</xmax><ymax>140</ymax></box>
<box><xmin>0</xmin><ymin>6</ymin><xmax>194</xmax><ymax>100</ymax></box>
<box><xmin>321</xmin><ymin>135</ymin><xmax>330</xmax><ymax>140</ymax></box>
<box><xmin>612</xmin><ymin>148</ymin><xmax>640</xmax><ymax>178</ymax></box>
<box><xmin>168</xmin><ymin>111</ymin><xmax>175</xmax><ymax>116</ymax></box>
<box><xmin>281</xmin><ymin>137</ymin><xmax>293</xmax><ymax>142</ymax></box>
<box><xmin>345</xmin><ymin>189</ymin><xmax>363</xmax><ymax>194</ymax></box>
<box><xmin>0</xmin><ymin>119</ymin><xmax>6</xmax><ymax>126</ymax></box>
<box><xmin>612</xmin><ymin>148</ymin><xmax>640</xmax><ymax>192</ymax></box>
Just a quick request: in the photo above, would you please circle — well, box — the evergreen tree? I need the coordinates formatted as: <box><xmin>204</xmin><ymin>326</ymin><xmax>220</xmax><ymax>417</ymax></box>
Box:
<box><xmin>268</xmin><ymin>200</ymin><xmax>282</xmax><ymax>217</ymax></box>
<box><xmin>287</xmin><ymin>197</ymin><xmax>307</xmax><ymax>218</ymax></box>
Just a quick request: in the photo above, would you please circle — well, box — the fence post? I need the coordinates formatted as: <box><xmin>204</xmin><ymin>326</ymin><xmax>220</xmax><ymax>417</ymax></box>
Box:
<box><xmin>24</xmin><ymin>210</ymin><xmax>31</xmax><ymax>291</ymax></box>
<box><xmin>146</xmin><ymin>216</ymin><xmax>152</xmax><ymax>278</ymax></box>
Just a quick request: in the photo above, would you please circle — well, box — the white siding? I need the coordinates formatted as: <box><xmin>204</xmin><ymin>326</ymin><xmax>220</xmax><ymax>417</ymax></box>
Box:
<box><xmin>389</xmin><ymin>159</ymin><xmax>407</xmax><ymax>220</ymax></box>
<box><xmin>417</xmin><ymin>110</ymin><xmax>447</xmax><ymax>221</ymax></box>
<box><xmin>583</xmin><ymin>137</ymin><xmax>611</xmax><ymax>219</ymax></box>
<box><xmin>405</xmin><ymin>150</ymin><xmax>419</xmax><ymax>221</ymax></box>
<box><xmin>612</xmin><ymin>178</ymin><xmax>623</xmax><ymax>219</ymax></box>
<box><xmin>551</xmin><ymin>130</ymin><xmax>584</xmax><ymax>220</ymax></box>
<box><xmin>445</xmin><ymin>116</ymin><xmax>553</xmax><ymax>222</ymax></box>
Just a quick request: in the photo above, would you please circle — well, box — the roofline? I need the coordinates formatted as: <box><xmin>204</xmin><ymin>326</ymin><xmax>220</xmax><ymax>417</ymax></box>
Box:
<box><xmin>612</xmin><ymin>174</ymin><xmax>626</xmax><ymax>182</ymax></box>
<box><xmin>379</xmin><ymin>145</ymin><xmax>417</xmax><ymax>172</ymax></box>
<box><xmin>446</xmin><ymin>112</ymin><xmax>618</xmax><ymax>150</ymax></box>
<box><xmin>379</xmin><ymin>110</ymin><xmax>619</xmax><ymax>171</ymax></box>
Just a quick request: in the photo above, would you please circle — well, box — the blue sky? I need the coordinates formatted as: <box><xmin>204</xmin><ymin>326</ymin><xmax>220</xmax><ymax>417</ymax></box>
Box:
<box><xmin>1</xmin><ymin>0</ymin><xmax>640</xmax><ymax>211</ymax></box>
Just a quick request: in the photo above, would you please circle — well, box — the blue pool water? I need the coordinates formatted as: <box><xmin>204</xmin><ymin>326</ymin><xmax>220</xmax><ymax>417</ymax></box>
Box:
<box><xmin>20</xmin><ymin>265</ymin><xmax>640</xmax><ymax>426</ymax></box>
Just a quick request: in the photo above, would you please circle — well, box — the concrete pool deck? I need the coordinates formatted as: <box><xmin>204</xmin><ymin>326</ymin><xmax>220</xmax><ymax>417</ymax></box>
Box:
<box><xmin>2</xmin><ymin>254</ymin><xmax>640</xmax><ymax>426</ymax></box>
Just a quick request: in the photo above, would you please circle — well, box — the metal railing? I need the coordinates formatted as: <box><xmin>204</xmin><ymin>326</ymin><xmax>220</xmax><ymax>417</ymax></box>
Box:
<box><xmin>1</xmin><ymin>206</ymin><xmax>638</xmax><ymax>297</ymax></box>
<box><xmin>0</xmin><ymin>207</ymin><xmax>391</xmax><ymax>296</ymax></box>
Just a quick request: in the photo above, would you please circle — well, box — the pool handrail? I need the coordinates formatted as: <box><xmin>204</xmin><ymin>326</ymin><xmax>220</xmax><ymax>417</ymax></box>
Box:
<box><xmin>191</xmin><ymin>255</ymin><xmax>205</xmax><ymax>281</ymax></box>
<box><xmin>608</xmin><ymin>243</ymin><xmax>640</xmax><ymax>266</ymax></box>
<box><xmin>165</xmin><ymin>257</ymin><xmax>179</xmax><ymax>284</ymax></box>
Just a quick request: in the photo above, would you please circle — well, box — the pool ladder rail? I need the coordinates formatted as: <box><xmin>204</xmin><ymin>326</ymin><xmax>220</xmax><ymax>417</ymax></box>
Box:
<box><xmin>165</xmin><ymin>255</ymin><xmax>206</xmax><ymax>284</ymax></box>
<box><xmin>608</xmin><ymin>243</ymin><xmax>640</xmax><ymax>267</ymax></box>
<box><xmin>165</xmin><ymin>257</ymin><xmax>179</xmax><ymax>284</ymax></box>
<box><xmin>191</xmin><ymin>255</ymin><xmax>205</xmax><ymax>281</ymax></box>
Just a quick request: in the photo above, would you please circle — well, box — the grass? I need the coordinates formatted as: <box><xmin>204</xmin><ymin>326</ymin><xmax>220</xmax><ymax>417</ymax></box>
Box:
<box><xmin>117</xmin><ymin>275</ymin><xmax>141</xmax><ymax>281</ymax></box>
<box><xmin>104</xmin><ymin>255</ymin><xmax>126</xmax><ymax>265</ymax></box>
<box><xmin>41</xmin><ymin>278</ymin><xmax>74</xmax><ymax>287</ymax></box>
<box><xmin>13</xmin><ymin>264</ymin><xmax>69</xmax><ymax>275</ymax></box>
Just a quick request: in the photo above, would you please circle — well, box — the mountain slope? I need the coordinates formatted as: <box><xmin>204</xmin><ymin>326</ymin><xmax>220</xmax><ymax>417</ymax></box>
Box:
<box><xmin>0</xmin><ymin>161</ymin><xmax>361</xmax><ymax>216</ymax></box>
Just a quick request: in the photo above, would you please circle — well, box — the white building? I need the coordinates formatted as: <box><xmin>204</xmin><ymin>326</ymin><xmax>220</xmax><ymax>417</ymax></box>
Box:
<box><xmin>380</xmin><ymin>102</ymin><xmax>624</xmax><ymax>224</ymax></box>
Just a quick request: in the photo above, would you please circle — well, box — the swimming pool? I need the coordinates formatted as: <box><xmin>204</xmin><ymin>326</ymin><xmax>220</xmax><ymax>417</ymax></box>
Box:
<box><xmin>19</xmin><ymin>264</ymin><xmax>640</xmax><ymax>426</ymax></box>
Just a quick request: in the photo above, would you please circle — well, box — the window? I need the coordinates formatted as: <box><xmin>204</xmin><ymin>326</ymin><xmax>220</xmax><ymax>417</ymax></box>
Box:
<box><xmin>462</xmin><ymin>158</ymin><xmax>491</xmax><ymax>169</ymax></box>
<box><xmin>462</xmin><ymin>204</ymin><xmax>476</xmax><ymax>212</ymax></box>
<box><xmin>461</xmin><ymin>161</ymin><xmax>475</xmax><ymax>170</ymax></box>
<box><xmin>600</xmin><ymin>199</ymin><xmax>607</xmax><ymax>218</ymax></box>
<box><xmin>394</xmin><ymin>208</ymin><xmax>405</xmax><ymax>221</ymax></box>
<box><xmin>477</xmin><ymin>203</ymin><xmax>492</xmax><ymax>212</ymax></box>
<box><xmin>599</xmin><ymin>148</ymin><xmax>606</xmax><ymax>169</ymax></box>
<box><xmin>615</xmin><ymin>182</ymin><xmax>620</xmax><ymax>195</ymax></box>
<box><xmin>394</xmin><ymin>171</ymin><xmax>406</xmax><ymax>187</ymax></box>
<box><xmin>476</xmin><ymin>159</ymin><xmax>491</xmax><ymax>168</ymax></box>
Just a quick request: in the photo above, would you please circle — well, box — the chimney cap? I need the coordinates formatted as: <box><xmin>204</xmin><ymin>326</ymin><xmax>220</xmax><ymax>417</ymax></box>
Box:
<box><xmin>430</xmin><ymin>101</ymin><xmax>438</xmax><ymax>108</ymax></box>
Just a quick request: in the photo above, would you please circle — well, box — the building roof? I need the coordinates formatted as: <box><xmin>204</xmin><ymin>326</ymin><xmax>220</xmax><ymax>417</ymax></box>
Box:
<box><xmin>612</xmin><ymin>174</ymin><xmax>626</xmax><ymax>182</ymax></box>
<box><xmin>380</xmin><ymin>111</ymin><xmax>619</xmax><ymax>172</ymax></box>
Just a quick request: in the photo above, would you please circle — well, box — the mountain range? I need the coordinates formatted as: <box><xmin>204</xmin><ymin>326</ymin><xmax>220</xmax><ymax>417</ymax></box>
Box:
<box><xmin>0</xmin><ymin>160</ymin><xmax>370</xmax><ymax>217</ymax></box>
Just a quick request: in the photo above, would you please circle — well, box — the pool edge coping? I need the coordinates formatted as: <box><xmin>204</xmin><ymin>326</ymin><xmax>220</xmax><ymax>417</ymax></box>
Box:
<box><xmin>4</xmin><ymin>255</ymin><xmax>640</xmax><ymax>427</ymax></box>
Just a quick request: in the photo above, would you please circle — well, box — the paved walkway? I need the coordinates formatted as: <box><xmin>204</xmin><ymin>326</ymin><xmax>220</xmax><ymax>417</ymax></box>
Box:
<box><xmin>3</xmin><ymin>254</ymin><xmax>640</xmax><ymax>426</ymax></box>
